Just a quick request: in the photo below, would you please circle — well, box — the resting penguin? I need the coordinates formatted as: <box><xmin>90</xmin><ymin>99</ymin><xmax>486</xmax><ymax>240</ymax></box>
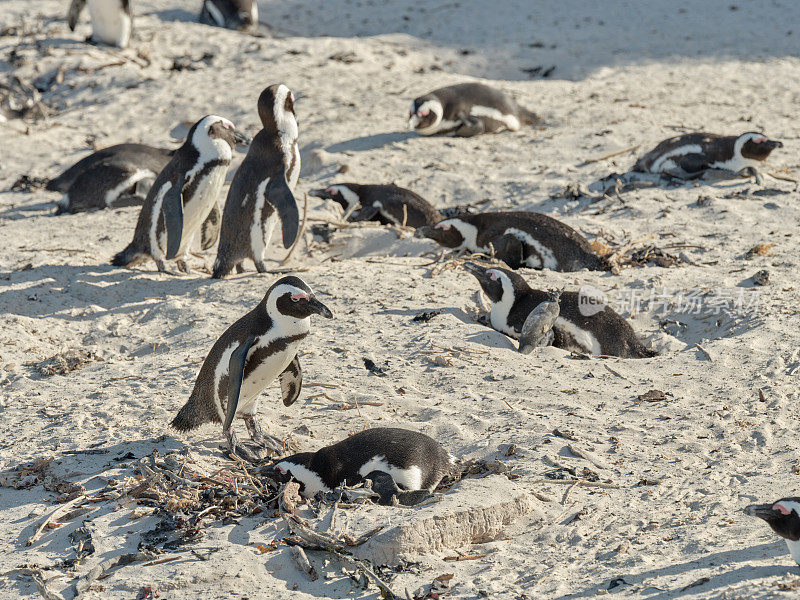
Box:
<box><xmin>212</xmin><ymin>85</ymin><xmax>300</xmax><ymax>279</ymax></box>
<box><xmin>408</xmin><ymin>83</ymin><xmax>539</xmax><ymax>137</ymax></box>
<box><xmin>745</xmin><ymin>498</ymin><xmax>800</xmax><ymax>566</ymax></box>
<box><xmin>272</xmin><ymin>428</ymin><xmax>456</xmax><ymax>505</ymax></box>
<box><xmin>309</xmin><ymin>183</ymin><xmax>440</xmax><ymax>228</ymax></box>
<box><xmin>48</xmin><ymin>144</ymin><xmax>173</xmax><ymax>214</ymax></box>
<box><xmin>171</xmin><ymin>276</ymin><xmax>333</xmax><ymax>462</ymax></box>
<box><xmin>633</xmin><ymin>132</ymin><xmax>783</xmax><ymax>179</ymax></box>
<box><xmin>111</xmin><ymin>115</ymin><xmax>236</xmax><ymax>274</ymax></box>
<box><xmin>200</xmin><ymin>0</ymin><xmax>258</xmax><ymax>31</ymax></box>
<box><xmin>416</xmin><ymin>211</ymin><xmax>608</xmax><ymax>272</ymax></box>
<box><xmin>67</xmin><ymin>0</ymin><xmax>133</xmax><ymax>48</ymax></box>
<box><xmin>464</xmin><ymin>263</ymin><xmax>656</xmax><ymax>358</ymax></box>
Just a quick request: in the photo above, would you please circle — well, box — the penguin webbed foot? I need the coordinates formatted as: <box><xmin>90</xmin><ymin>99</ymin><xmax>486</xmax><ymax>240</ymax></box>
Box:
<box><xmin>155</xmin><ymin>260</ymin><xmax>183</xmax><ymax>276</ymax></box>
<box><xmin>225</xmin><ymin>427</ymin><xmax>265</xmax><ymax>463</ymax></box>
<box><xmin>454</xmin><ymin>115</ymin><xmax>485</xmax><ymax>138</ymax></box>
<box><xmin>235</xmin><ymin>264</ymin><xmax>246</xmax><ymax>274</ymax></box>
<box><xmin>175</xmin><ymin>258</ymin><xmax>193</xmax><ymax>274</ymax></box>
<box><xmin>244</xmin><ymin>414</ymin><xmax>286</xmax><ymax>455</ymax></box>
<box><xmin>737</xmin><ymin>166</ymin><xmax>764</xmax><ymax>185</ymax></box>
<box><xmin>254</xmin><ymin>260</ymin><xmax>269</xmax><ymax>274</ymax></box>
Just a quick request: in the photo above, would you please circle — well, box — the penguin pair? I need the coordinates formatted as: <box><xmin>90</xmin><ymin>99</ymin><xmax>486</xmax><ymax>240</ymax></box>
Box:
<box><xmin>408</xmin><ymin>83</ymin><xmax>539</xmax><ymax>138</ymax></box>
<box><xmin>68</xmin><ymin>0</ymin><xmax>133</xmax><ymax>48</ymax></box>
<box><xmin>746</xmin><ymin>499</ymin><xmax>800</xmax><ymax>566</ymax></box>
<box><xmin>272</xmin><ymin>427</ymin><xmax>456</xmax><ymax>506</ymax></box>
<box><xmin>416</xmin><ymin>211</ymin><xmax>608</xmax><ymax>272</ymax></box>
<box><xmin>309</xmin><ymin>183</ymin><xmax>440</xmax><ymax>229</ymax></box>
<box><xmin>634</xmin><ymin>132</ymin><xmax>783</xmax><ymax>179</ymax></box>
<box><xmin>464</xmin><ymin>263</ymin><xmax>656</xmax><ymax>358</ymax></box>
<box><xmin>200</xmin><ymin>0</ymin><xmax>258</xmax><ymax>31</ymax></box>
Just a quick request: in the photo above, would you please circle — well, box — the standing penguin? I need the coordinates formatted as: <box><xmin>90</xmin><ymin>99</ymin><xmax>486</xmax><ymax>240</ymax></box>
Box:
<box><xmin>633</xmin><ymin>132</ymin><xmax>783</xmax><ymax>179</ymax></box>
<box><xmin>273</xmin><ymin>428</ymin><xmax>456</xmax><ymax>505</ymax></box>
<box><xmin>408</xmin><ymin>83</ymin><xmax>539</xmax><ymax>137</ymax></box>
<box><xmin>309</xmin><ymin>183</ymin><xmax>440</xmax><ymax>228</ymax></box>
<box><xmin>171</xmin><ymin>276</ymin><xmax>333</xmax><ymax>461</ymax></box>
<box><xmin>212</xmin><ymin>85</ymin><xmax>300</xmax><ymax>278</ymax></box>
<box><xmin>199</xmin><ymin>0</ymin><xmax>258</xmax><ymax>31</ymax></box>
<box><xmin>745</xmin><ymin>499</ymin><xmax>800</xmax><ymax>566</ymax></box>
<box><xmin>464</xmin><ymin>263</ymin><xmax>656</xmax><ymax>358</ymax></box>
<box><xmin>48</xmin><ymin>143</ymin><xmax>173</xmax><ymax>214</ymax></box>
<box><xmin>416</xmin><ymin>211</ymin><xmax>608</xmax><ymax>272</ymax></box>
<box><xmin>67</xmin><ymin>0</ymin><xmax>133</xmax><ymax>48</ymax></box>
<box><xmin>111</xmin><ymin>115</ymin><xmax>236</xmax><ymax>274</ymax></box>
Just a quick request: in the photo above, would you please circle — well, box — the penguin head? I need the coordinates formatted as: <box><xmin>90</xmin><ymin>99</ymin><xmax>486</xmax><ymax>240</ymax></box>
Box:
<box><xmin>270</xmin><ymin>453</ymin><xmax>333</xmax><ymax>496</ymax></box>
<box><xmin>258</xmin><ymin>84</ymin><xmax>297</xmax><ymax>136</ymax></box>
<box><xmin>188</xmin><ymin>115</ymin><xmax>237</xmax><ymax>159</ymax></box>
<box><xmin>408</xmin><ymin>97</ymin><xmax>443</xmax><ymax>131</ymax></box>
<box><xmin>309</xmin><ymin>184</ymin><xmax>360</xmax><ymax>215</ymax></box>
<box><xmin>414</xmin><ymin>218</ymin><xmax>466</xmax><ymax>248</ymax></box>
<box><xmin>465</xmin><ymin>263</ymin><xmax>529</xmax><ymax>305</ymax></box>
<box><xmin>745</xmin><ymin>498</ymin><xmax>800</xmax><ymax>542</ymax></box>
<box><xmin>737</xmin><ymin>132</ymin><xmax>783</xmax><ymax>161</ymax></box>
<box><xmin>263</xmin><ymin>276</ymin><xmax>334</xmax><ymax>322</ymax></box>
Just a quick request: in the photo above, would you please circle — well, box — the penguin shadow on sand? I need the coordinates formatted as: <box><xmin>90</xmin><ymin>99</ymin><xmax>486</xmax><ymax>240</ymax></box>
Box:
<box><xmin>325</xmin><ymin>131</ymin><xmax>415</xmax><ymax>153</ymax></box>
<box><xmin>555</xmin><ymin>542</ymin><xmax>791</xmax><ymax>600</ymax></box>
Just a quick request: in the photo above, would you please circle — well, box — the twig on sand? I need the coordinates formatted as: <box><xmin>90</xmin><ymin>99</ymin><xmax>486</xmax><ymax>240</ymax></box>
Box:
<box><xmin>580</xmin><ymin>145</ymin><xmax>640</xmax><ymax>166</ymax></box>
<box><xmin>281</xmin><ymin>193</ymin><xmax>309</xmax><ymax>265</ymax></box>
<box><xmin>27</xmin><ymin>494</ymin><xmax>87</xmax><ymax>546</ymax></box>
<box><xmin>562</xmin><ymin>478</ymin><xmax>586</xmax><ymax>505</ymax></box>
<box><xmin>767</xmin><ymin>171</ymin><xmax>798</xmax><ymax>183</ymax></box>
<box><xmin>531</xmin><ymin>479</ymin><xmax>620</xmax><ymax>490</ymax></box>
<box><xmin>289</xmin><ymin>545</ymin><xmax>318</xmax><ymax>580</ymax></box>
<box><xmin>443</xmin><ymin>553</ymin><xmax>487</xmax><ymax>562</ymax></box>
<box><xmin>695</xmin><ymin>344</ymin><xmax>713</xmax><ymax>361</ymax></box>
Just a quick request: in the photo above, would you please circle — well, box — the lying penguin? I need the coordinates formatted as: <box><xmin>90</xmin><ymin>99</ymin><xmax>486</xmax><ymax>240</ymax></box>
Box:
<box><xmin>408</xmin><ymin>82</ymin><xmax>539</xmax><ymax>137</ymax></box>
<box><xmin>309</xmin><ymin>183</ymin><xmax>440</xmax><ymax>228</ymax></box>
<box><xmin>633</xmin><ymin>132</ymin><xmax>783</xmax><ymax>180</ymax></box>
<box><xmin>272</xmin><ymin>428</ymin><xmax>456</xmax><ymax>505</ymax></box>
<box><xmin>416</xmin><ymin>211</ymin><xmax>608</xmax><ymax>272</ymax></box>
<box><xmin>171</xmin><ymin>276</ymin><xmax>333</xmax><ymax>462</ymax></box>
<box><xmin>68</xmin><ymin>0</ymin><xmax>133</xmax><ymax>48</ymax></box>
<box><xmin>745</xmin><ymin>498</ymin><xmax>800</xmax><ymax>567</ymax></box>
<box><xmin>199</xmin><ymin>0</ymin><xmax>258</xmax><ymax>31</ymax></box>
<box><xmin>465</xmin><ymin>263</ymin><xmax>656</xmax><ymax>358</ymax></box>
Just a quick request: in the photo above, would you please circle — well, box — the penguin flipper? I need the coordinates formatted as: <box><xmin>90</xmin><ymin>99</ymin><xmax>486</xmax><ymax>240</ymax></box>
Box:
<box><xmin>675</xmin><ymin>153</ymin><xmax>711</xmax><ymax>177</ymax></box>
<box><xmin>279</xmin><ymin>355</ymin><xmax>302</xmax><ymax>407</ymax></box>
<box><xmin>266</xmin><ymin>167</ymin><xmax>299</xmax><ymax>249</ymax></box>
<box><xmin>223</xmin><ymin>335</ymin><xmax>257</xmax><ymax>432</ymax></box>
<box><xmin>454</xmin><ymin>114</ymin><xmax>486</xmax><ymax>138</ymax></box>
<box><xmin>519</xmin><ymin>300</ymin><xmax>560</xmax><ymax>354</ymax></box>
<box><xmin>348</xmin><ymin>205</ymin><xmax>380</xmax><ymax>223</ymax></box>
<box><xmin>162</xmin><ymin>175</ymin><xmax>185</xmax><ymax>260</ymax></box>
<box><xmin>491</xmin><ymin>233</ymin><xmax>524</xmax><ymax>268</ymax></box>
<box><xmin>67</xmin><ymin>0</ymin><xmax>86</xmax><ymax>30</ymax></box>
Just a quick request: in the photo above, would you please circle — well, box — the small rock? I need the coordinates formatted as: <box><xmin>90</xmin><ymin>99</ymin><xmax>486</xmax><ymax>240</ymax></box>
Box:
<box><xmin>637</xmin><ymin>389</ymin><xmax>666</xmax><ymax>402</ymax></box>
<box><xmin>752</xmin><ymin>269</ymin><xmax>769</xmax><ymax>286</ymax></box>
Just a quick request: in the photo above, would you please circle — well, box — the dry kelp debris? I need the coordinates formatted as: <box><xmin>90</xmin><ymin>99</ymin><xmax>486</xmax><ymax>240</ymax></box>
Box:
<box><xmin>626</xmin><ymin>244</ymin><xmax>682</xmax><ymax>268</ymax></box>
<box><xmin>10</xmin><ymin>174</ymin><xmax>49</xmax><ymax>191</ymax></box>
<box><xmin>0</xmin><ymin>74</ymin><xmax>47</xmax><ymax>121</ymax></box>
<box><xmin>34</xmin><ymin>349</ymin><xmax>100</xmax><ymax>376</ymax></box>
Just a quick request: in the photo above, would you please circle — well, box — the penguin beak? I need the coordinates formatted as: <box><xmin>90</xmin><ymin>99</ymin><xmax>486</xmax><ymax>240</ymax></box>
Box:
<box><xmin>307</xmin><ymin>296</ymin><xmax>333</xmax><ymax>319</ymax></box>
<box><xmin>232</xmin><ymin>130</ymin><xmax>252</xmax><ymax>146</ymax></box>
<box><xmin>744</xmin><ymin>504</ymin><xmax>778</xmax><ymax>520</ymax></box>
<box><xmin>308</xmin><ymin>188</ymin><xmax>332</xmax><ymax>200</ymax></box>
<box><xmin>463</xmin><ymin>261</ymin><xmax>490</xmax><ymax>283</ymax></box>
<box><xmin>414</xmin><ymin>225</ymin><xmax>434</xmax><ymax>239</ymax></box>
<box><xmin>763</xmin><ymin>140</ymin><xmax>783</xmax><ymax>150</ymax></box>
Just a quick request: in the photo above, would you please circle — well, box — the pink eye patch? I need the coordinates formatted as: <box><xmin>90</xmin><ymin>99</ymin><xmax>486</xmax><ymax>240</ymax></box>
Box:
<box><xmin>277</xmin><ymin>466</ymin><xmax>287</xmax><ymax>475</ymax></box>
<box><xmin>774</xmin><ymin>503</ymin><xmax>792</xmax><ymax>515</ymax></box>
<box><xmin>753</xmin><ymin>137</ymin><xmax>767</xmax><ymax>143</ymax></box>
<box><xmin>489</xmin><ymin>271</ymin><xmax>499</xmax><ymax>281</ymax></box>
<box><xmin>291</xmin><ymin>293</ymin><xmax>309</xmax><ymax>302</ymax></box>
<box><xmin>435</xmin><ymin>223</ymin><xmax>450</xmax><ymax>230</ymax></box>
<box><xmin>418</xmin><ymin>109</ymin><xmax>430</xmax><ymax>117</ymax></box>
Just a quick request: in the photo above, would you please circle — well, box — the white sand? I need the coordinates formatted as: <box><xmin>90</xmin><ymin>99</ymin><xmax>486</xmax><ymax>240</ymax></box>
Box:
<box><xmin>1</xmin><ymin>1</ymin><xmax>800</xmax><ymax>598</ymax></box>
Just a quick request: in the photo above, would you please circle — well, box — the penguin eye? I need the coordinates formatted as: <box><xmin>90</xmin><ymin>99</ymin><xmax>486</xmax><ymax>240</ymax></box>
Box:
<box><xmin>290</xmin><ymin>293</ymin><xmax>309</xmax><ymax>302</ymax></box>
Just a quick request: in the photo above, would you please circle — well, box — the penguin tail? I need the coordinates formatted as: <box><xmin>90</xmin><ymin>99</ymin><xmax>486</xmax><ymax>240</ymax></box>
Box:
<box><xmin>45</xmin><ymin>178</ymin><xmax>64</xmax><ymax>192</ymax></box>
<box><xmin>170</xmin><ymin>400</ymin><xmax>205</xmax><ymax>432</ymax></box>
<box><xmin>630</xmin><ymin>344</ymin><xmax>659</xmax><ymax>359</ymax></box>
<box><xmin>211</xmin><ymin>255</ymin><xmax>232</xmax><ymax>279</ymax></box>
<box><xmin>519</xmin><ymin>107</ymin><xmax>541</xmax><ymax>126</ymax></box>
<box><xmin>110</xmin><ymin>243</ymin><xmax>143</xmax><ymax>268</ymax></box>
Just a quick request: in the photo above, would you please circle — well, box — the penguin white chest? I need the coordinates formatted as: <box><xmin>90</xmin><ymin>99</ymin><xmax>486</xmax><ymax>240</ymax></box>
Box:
<box><xmin>87</xmin><ymin>0</ymin><xmax>131</xmax><ymax>47</ymax></box>
<box><xmin>179</xmin><ymin>165</ymin><xmax>227</xmax><ymax>254</ymax></box>
<box><xmin>236</xmin><ymin>336</ymin><xmax>305</xmax><ymax>414</ymax></box>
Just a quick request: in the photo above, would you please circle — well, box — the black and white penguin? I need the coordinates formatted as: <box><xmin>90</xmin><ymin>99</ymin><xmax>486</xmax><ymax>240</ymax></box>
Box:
<box><xmin>111</xmin><ymin>115</ymin><xmax>236</xmax><ymax>274</ymax></box>
<box><xmin>408</xmin><ymin>83</ymin><xmax>539</xmax><ymax>137</ymax></box>
<box><xmin>464</xmin><ymin>263</ymin><xmax>656</xmax><ymax>358</ymax></box>
<box><xmin>272</xmin><ymin>428</ymin><xmax>456</xmax><ymax>505</ymax></box>
<box><xmin>633</xmin><ymin>132</ymin><xmax>783</xmax><ymax>179</ymax></box>
<box><xmin>416</xmin><ymin>211</ymin><xmax>608</xmax><ymax>272</ymax></box>
<box><xmin>745</xmin><ymin>499</ymin><xmax>800</xmax><ymax>566</ymax></box>
<box><xmin>171</xmin><ymin>276</ymin><xmax>333</xmax><ymax>462</ymax></box>
<box><xmin>212</xmin><ymin>85</ymin><xmax>300</xmax><ymax>279</ymax></box>
<box><xmin>67</xmin><ymin>0</ymin><xmax>133</xmax><ymax>48</ymax></box>
<box><xmin>48</xmin><ymin>143</ymin><xmax>173</xmax><ymax>214</ymax></box>
<box><xmin>199</xmin><ymin>0</ymin><xmax>258</xmax><ymax>31</ymax></box>
<box><xmin>309</xmin><ymin>183</ymin><xmax>440</xmax><ymax>228</ymax></box>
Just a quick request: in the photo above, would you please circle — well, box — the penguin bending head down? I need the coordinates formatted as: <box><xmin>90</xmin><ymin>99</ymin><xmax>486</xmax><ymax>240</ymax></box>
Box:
<box><xmin>213</xmin><ymin>84</ymin><xmax>300</xmax><ymax>279</ymax></box>
<box><xmin>171</xmin><ymin>276</ymin><xmax>333</xmax><ymax>462</ymax></box>
<box><xmin>111</xmin><ymin>115</ymin><xmax>236</xmax><ymax>275</ymax></box>
<box><xmin>634</xmin><ymin>132</ymin><xmax>783</xmax><ymax>179</ymax></box>
<box><xmin>408</xmin><ymin>83</ymin><xmax>539</xmax><ymax>137</ymax></box>
<box><xmin>745</xmin><ymin>499</ymin><xmax>800</xmax><ymax>566</ymax></box>
<box><xmin>309</xmin><ymin>183</ymin><xmax>440</xmax><ymax>228</ymax></box>
<box><xmin>272</xmin><ymin>428</ymin><xmax>456</xmax><ymax>505</ymax></box>
<box><xmin>465</xmin><ymin>263</ymin><xmax>656</xmax><ymax>358</ymax></box>
<box><xmin>68</xmin><ymin>0</ymin><xmax>133</xmax><ymax>48</ymax></box>
<box><xmin>199</xmin><ymin>0</ymin><xmax>258</xmax><ymax>31</ymax></box>
<box><xmin>416</xmin><ymin>211</ymin><xmax>608</xmax><ymax>272</ymax></box>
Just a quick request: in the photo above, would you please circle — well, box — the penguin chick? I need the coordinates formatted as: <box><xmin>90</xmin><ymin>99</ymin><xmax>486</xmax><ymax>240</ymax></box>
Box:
<box><xmin>111</xmin><ymin>115</ymin><xmax>236</xmax><ymax>275</ymax></box>
<box><xmin>272</xmin><ymin>428</ymin><xmax>456</xmax><ymax>502</ymax></box>
<box><xmin>199</xmin><ymin>0</ymin><xmax>258</xmax><ymax>31</ymax></box>
<box><xmin>745</xmin><ymin>499</ymin><xmax>800</xmax><ymax>566</ymax></box>
<box><xmin>408</xmin><ymin>82</ymin><xmax>539</xmax><ymax>137</ymax></box>
<box><xmin>309</xmin><ymin>183</ymin><xmax>440</xmax><ymax>228</ymax></box>
<box><xmin>634</xmin><ymin>132</ymin><xmax>783</xmax><ymax>179</ymax></box>
<box><xmin>464</xmin><ymin>263</ymin><xmax>656</xmax><ymax>358</ymax></box>
<box><xmin>519</xmin><ymin>290</ymin><xmax>561</xmax><ymax>354</ymax></box>
<box><xmin>68</xmin><ymin>0</ymin><xmax>133</xmax><ymax>48</ymax></box>
<box><xmin>213</xmin><ymin>84</ymin><xmax>300</xmax><ymax>278</ymax></box>
<box><xmin>171</xmin><ymin>276</ymin><xmax>333</xmax><ymax>462</ymax></box>
<box><xmin>416</xmin><ymin>211</ymin><xmax>608</xmax><ymax>272</ymax></box>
